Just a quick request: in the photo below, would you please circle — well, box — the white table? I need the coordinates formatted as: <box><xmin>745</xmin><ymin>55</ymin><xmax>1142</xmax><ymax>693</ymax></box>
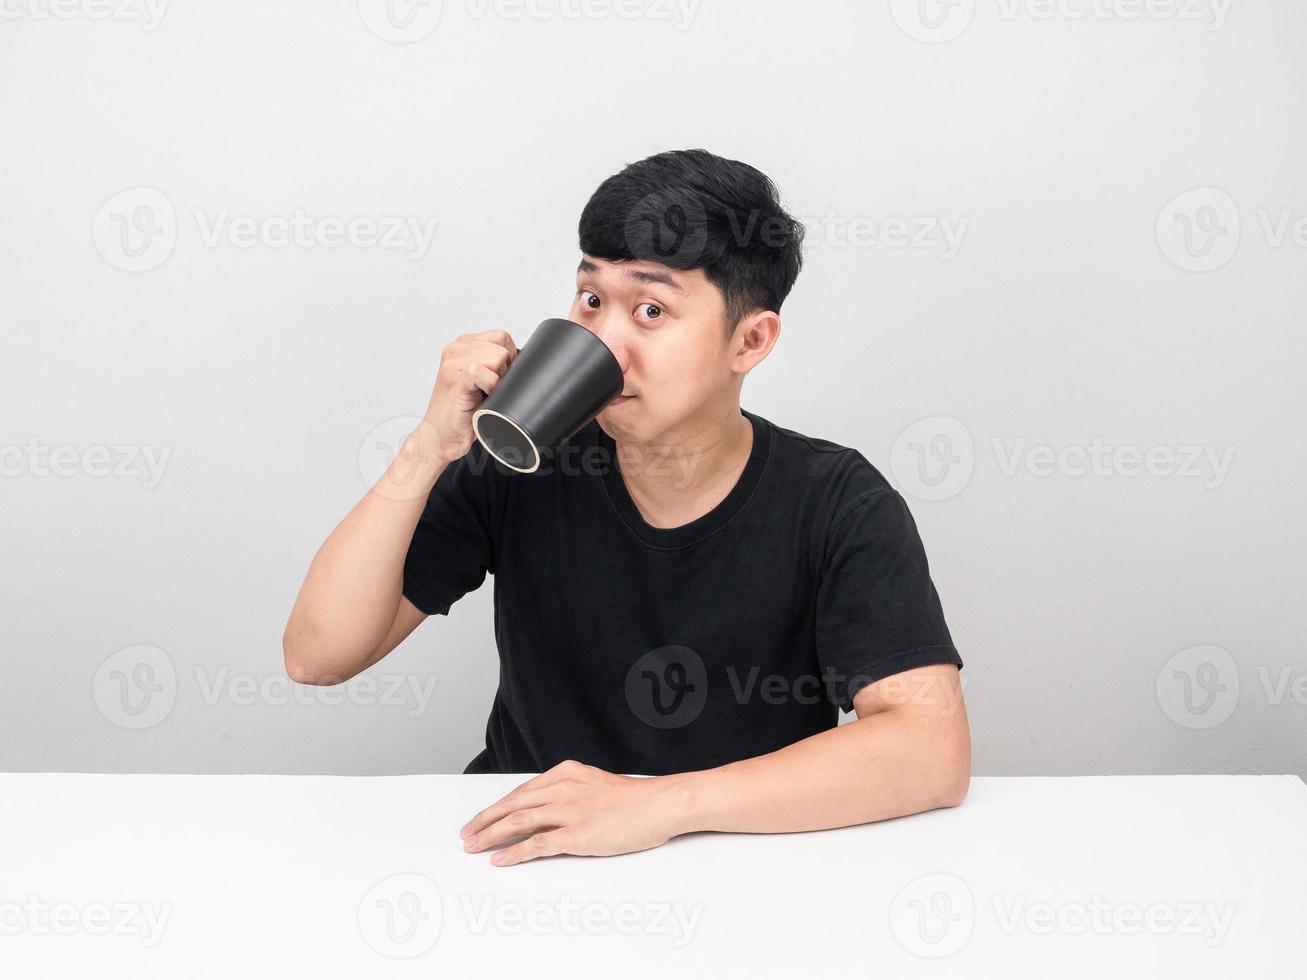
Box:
<box><xmin>1</xmin><ymin>773</ymin><xmax>1302</xmax><ymax>977</ymax></box>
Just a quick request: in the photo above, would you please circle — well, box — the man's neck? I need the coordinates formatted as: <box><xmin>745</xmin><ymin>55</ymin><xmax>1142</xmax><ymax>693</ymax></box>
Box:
<box><xmin>611</xmin><ymin>403</ymin><xmax>754</xmax><ymax>529</ymax></box>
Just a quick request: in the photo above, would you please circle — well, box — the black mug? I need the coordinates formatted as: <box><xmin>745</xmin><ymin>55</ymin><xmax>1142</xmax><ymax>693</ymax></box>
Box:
<box><xmin>473</xmin><ymin>318</ymin><xmax>623</xmax><ymax>473</ymax></box>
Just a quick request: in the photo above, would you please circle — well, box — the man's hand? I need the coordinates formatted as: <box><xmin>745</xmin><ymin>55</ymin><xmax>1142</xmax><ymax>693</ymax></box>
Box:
<box><xmin>459</xmin><ymin>759</ymin><xmax>690</xmax><ymax>866</ymax></box>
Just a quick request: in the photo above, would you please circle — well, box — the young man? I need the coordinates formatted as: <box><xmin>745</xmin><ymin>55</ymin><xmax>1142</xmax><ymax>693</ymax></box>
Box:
<box><xmin>283</xmin><ymin>149</ymin><xmax>970</xmax><ymax>866</ymax></box>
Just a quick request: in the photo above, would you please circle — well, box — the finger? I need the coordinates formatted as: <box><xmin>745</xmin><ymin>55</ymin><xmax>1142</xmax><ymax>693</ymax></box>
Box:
<box><xmin>470</xmin><ymin>329</ymin><xmax>517</xmax><ymax>358</ymax></box>
<box><xmin>465</xmin><ymin>804</ymin><xmax>570</xmax><ymax>853</ymax></box>
<box><xmin>459</xmin><ymin>761</ymin><xmax>589</xmax><ymax>838</ymax></box>
<box><xmin>460</xmin><ymin>786</ymin><xmax>554</xmax><ymax>840</ymax></box>
<box><xmin>490</xmin><ymin>829</ymin><xmax>571</xmax><ymax>867</ymax></box>
<box><xmin>446</xmin><ymin>331</ymin><xmax>513</xmax><ymax>369</ymax></box>
<box><xmin>439</xmin><ymin>356</ymin><xmax>489</xmax><ymax>397</ymax></box>
<box><xmin>468</xmin><ymin>363</ymin><xmax>500</xmax><ymax>396</ymax></box>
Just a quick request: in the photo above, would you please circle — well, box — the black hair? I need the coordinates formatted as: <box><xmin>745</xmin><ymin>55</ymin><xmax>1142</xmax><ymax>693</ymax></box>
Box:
<box><xmin>577</xmin><ymin>148</ymin><xmax>805</xmax><ymax>340</ymax></box>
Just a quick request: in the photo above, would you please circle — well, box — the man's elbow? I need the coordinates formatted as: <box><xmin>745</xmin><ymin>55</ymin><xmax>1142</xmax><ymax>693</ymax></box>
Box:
<box><xmin>282</xmin><ymin>623</ymin><xmax>356</xmax><ymax>687</ymax></box>
<box><xmin>936</xmin><ymin>765</ymin><xmax>971</xmax><ymax>809</ymax></box>
<box><xmin>933</xmin><ymin>730</ymin><xmax>972</xmax><ymax>808</ymax></box>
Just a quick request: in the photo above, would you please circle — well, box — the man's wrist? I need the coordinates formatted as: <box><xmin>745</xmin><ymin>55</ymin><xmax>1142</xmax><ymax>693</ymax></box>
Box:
<box><xmin>411</xmin><ymin>415</ymin><xmax>463</xmax><ymax>464</ymax></box>
<box><xmin>371</xmin><ymin>419</ymin><xmax>451</xmax><ymax>501</ymax></box>
<box><xmin>659</xmin><ymin>769</ymin><xmax>716</xmax><ymax>838</ymax></box>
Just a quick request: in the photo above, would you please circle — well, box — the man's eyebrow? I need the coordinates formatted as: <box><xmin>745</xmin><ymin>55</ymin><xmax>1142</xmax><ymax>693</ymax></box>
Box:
<box><xmin>576</xmin><ymin>258</ymin><xmax>685</xmax><ymax>294</ymax></box>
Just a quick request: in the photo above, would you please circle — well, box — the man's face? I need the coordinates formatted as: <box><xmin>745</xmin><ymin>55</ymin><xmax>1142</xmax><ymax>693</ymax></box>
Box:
<box><xmin>568</xmin><ymin>254</ymin><xmax>736</xmax><ymax>442</ymax></box>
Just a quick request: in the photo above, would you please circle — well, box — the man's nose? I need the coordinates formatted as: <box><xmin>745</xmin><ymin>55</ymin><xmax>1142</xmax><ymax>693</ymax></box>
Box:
<box><xmin>583</xmin><ymin>313</ymin><xmax>631</xmax><ymax>371</ymax></box>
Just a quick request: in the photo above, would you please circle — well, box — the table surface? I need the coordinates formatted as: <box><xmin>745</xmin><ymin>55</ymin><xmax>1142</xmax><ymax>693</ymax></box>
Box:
<box><xmin>1</xmin><ymin>773</ymin><xmax>1302</xmax><ymax>978</ymax></box>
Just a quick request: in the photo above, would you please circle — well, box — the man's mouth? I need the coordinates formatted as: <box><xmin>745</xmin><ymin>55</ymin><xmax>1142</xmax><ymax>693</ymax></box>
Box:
<box><xmin>607</xmin><ymin>393</ymin><xmax>635</xmax><ymax>407</ymax></box>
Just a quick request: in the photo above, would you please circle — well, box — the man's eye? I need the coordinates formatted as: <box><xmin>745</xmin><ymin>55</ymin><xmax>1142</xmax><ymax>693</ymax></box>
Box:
<box><xmin>639</xmin><ymin>303</ymin><xmax>662</xmax><ymax>320</ymax></box>
<box><xmin>578</xmin><ymin>289</ymin><xmax>600</xmax><ymax>310</ymax></box>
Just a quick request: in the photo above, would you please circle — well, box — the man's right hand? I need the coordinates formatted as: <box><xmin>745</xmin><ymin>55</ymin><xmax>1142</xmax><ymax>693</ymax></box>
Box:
<box><xmin>421</xmin><ymin>329</ymin><xmax>520</xmax><ymax>464</ymax></box>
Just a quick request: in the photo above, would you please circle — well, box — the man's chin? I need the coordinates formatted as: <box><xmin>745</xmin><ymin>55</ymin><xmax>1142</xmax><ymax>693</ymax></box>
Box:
<box><xmin>594</xmin><ymin>409</ymin><xmax>630</xmax><ymax>442</ymax></box>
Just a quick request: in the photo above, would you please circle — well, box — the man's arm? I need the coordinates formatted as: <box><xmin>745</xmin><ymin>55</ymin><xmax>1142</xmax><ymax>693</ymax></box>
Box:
<box><xmin>282</xmin><ymin>329</ymin><xmax>518</xmax><ymax>685</ymax></box>
<box><xmin>459</xmin><ymin>662</ymin><xmax>970</xmax><ymax>865</ymax></box>
<box><xmin>282</xmin><ymin>424</ymin><xmax>445</xmax><ymax>685</ymax></box>
<box><xmin>667</xmin><ymin>662</ymin><xmax>970</xmax><ymax>835</ymax></box>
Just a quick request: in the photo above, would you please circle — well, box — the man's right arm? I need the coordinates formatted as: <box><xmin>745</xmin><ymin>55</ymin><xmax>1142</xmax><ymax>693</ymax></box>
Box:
<box><xmin>282</xmin><ymin>423</ymin><xmax>447</xmax><ymax>685</ymax></box>
<box><xmin>281</xmin><ymin>330</ymin><xmax>518</xmax><ymax>685</ymax></box>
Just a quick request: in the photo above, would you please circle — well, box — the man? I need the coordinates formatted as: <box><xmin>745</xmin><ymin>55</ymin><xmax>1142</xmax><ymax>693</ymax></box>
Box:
<box><xmin>283</xmin><ymin>148</ymin><xmax>970</xmax><ymax>866</ymax></box>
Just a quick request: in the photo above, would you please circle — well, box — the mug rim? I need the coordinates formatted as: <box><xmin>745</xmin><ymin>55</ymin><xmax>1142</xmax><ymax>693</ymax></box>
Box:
<box><xmin>471</xmin><ymin>407</ymin><xmax>542</xmax><ymax>474</ymax></box>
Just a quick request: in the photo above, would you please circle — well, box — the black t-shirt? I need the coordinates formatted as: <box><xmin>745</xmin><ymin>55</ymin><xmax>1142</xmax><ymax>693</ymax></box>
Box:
<box><xmin>402</xmin><ymin>407</ymin><xmax>963</xmax><ymax>775</ymax></box>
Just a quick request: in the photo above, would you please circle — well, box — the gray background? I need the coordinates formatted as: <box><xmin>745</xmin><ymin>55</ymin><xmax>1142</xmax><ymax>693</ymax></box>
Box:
<box><xmin>2</xmin><ymin>0</ymin><xmax>1302</xmax><ymax>778</ymax></box>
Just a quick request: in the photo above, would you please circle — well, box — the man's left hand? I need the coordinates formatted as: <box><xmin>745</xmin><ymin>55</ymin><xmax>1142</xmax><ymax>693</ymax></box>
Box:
<box><xmin>459</xmin><ymin>759</ymin><xmax>692</xmax><ymax>866</ymax></box>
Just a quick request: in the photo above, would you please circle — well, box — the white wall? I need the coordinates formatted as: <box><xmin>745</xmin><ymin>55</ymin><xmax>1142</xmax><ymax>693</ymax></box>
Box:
<box><xmin>2</xmin><ymin>0</ymin><xmax>1303</xmax><ymax>777</ymax></box>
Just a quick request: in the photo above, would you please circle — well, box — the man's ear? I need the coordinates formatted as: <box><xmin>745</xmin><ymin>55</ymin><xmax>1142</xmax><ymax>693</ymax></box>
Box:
<box><xmin>732</xmin><ymin>309</ymin><xmax>780</xmax><ymax>368</ymax></box>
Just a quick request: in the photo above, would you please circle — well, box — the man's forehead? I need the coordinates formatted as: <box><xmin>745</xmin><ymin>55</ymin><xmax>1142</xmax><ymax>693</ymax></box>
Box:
<box><xmin>576</xmin><ymin>255</ymin><xmax>700</xmax><ymax>294</ymax></box>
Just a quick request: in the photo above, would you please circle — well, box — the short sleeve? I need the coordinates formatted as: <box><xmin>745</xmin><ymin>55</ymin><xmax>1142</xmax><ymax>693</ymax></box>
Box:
<box><xmin>814</xmin><ymin>486</ymin><xmax>962</xmax><ymax>713</ymax></box>
<box><xmin>401</xmin><ymin>440</ymin><xmax>502</xmax><ymax>616</ymax></box>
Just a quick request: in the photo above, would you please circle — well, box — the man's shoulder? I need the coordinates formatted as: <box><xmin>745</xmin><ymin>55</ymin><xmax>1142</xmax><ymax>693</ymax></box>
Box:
<box><xmin>755</xmin><ymin>415</ymin><xmax>930</xmax><ymax>577</ymax></box>
<box><xmin>757</xmin><ymin>412</ymin><xmax>895</xmax><ymax>503</ymax></box>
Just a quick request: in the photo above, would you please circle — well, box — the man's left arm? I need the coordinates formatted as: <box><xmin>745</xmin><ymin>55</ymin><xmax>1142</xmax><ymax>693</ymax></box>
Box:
<box><xmin>461</xmin><ymin>662</ymin><xmax>969</xmax><ymax>865</ymax></box>
<box><xmin>669</xmin><ymin>662</ymin><xmax>969</xmax><ymax>835</ymax></box>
